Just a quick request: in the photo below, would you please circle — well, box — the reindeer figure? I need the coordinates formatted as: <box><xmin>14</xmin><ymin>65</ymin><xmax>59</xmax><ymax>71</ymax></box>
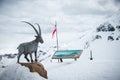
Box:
<box><xmin>17</xmin><ymin>21</ymin><xmax>44</xmax><ymax>63</ymax></box>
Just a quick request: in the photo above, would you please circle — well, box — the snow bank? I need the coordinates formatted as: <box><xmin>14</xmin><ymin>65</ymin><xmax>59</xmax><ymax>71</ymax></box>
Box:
<box><xmin>0</xmin><ymin>63</ymin><xmax>45</xmax><ymax>80</ymax></box>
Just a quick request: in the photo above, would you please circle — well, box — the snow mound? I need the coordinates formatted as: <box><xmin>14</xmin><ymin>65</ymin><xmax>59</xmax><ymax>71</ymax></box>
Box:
<box><xmin>0</xmin><ymin>63</ymin><xmax>45</xmax><ymax>80</ymax></box>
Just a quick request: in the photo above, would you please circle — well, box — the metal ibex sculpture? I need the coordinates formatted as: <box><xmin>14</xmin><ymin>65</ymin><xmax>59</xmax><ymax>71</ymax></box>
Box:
<box><xmin>17</xmin><ymin>21</ymin><xmax>44</xmax><ymax>63</ymax></box>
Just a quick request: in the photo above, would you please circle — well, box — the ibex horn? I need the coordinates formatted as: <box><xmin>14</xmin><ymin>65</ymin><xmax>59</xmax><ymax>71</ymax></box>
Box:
<box><xmin>35</xmin><ymin>23</ymin><xmax>41</xmax><ymax>36</ymax></box>
<box><xmin>22</xmin><ymin>21</ymin><xmax>39</xmax><ymax>36</ymax></box>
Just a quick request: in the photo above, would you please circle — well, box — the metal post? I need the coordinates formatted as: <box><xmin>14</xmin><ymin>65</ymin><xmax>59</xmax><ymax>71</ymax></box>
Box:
<box><xmin>55</xmin><ymin>22</ymin><xmax>59</xmax><ymax>51</ymax></box>
<box><xmin>90</xmin><ymin>50</ymin><xmax>93</xmax><ymax>60</ymax></box>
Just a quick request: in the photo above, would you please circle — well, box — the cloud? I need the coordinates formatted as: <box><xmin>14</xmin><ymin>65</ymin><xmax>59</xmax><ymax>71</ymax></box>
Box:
<box><xmin>0</xmin><ymin>0</ymin><xmax>58</xmax><ymax>33</ymax></box>
<box><xmin>113</xmin><ymin>0</ymin><xmax>120</xmax><ymax>7</ymax></box>
<box><xmin>62</xmin><ymin>0</ymin><xmax>119</xmax><ymax>16</ymax></box>
<box><xmin>0</xmin><ymin>0</ymin><xmax>120</xmax><ymax>50</ymax></box>
<box><xmin>97</xmin><ymin>0</ymin><xmax>119</xmax><ymax>10</ymax></box>
<box><xmin>114</xmin><ymin>0</ymin><xmax>120</xmax><ymax>3</ymax></box>
<box><xmin>0</xmin><ymin>0</ymin><xmax>119</xmax><ymax>35</ymax></box>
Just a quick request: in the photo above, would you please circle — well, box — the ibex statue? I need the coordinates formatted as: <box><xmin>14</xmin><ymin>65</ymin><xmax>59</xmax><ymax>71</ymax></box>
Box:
<box><xmin>17</xmin><ymin>21</ymin><xmax>44</xmax><ymax>63</ymax></box>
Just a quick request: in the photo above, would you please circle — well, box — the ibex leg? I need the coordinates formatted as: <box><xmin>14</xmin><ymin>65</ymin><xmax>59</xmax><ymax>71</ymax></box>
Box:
<box><xmin>24</xmin><ymin>53</ymin><xmax>30</xmax><ymax>62</ymax></box>
<box><xmin>17</xmin><ymin>53</ymin><xmax>22</xmax><ymax>63</ymax></box>
<box><xmin>30</xmin><ymin>53</ymin><xmax>33</xmax><ymax>62</ymax></box>
<box><xmin>35</xmin><ymin>51</ymin><xmax>37</xmax><ymax>62</ymax></box>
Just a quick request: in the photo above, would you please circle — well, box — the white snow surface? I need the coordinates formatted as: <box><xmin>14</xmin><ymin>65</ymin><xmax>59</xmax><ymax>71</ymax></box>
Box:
<box><xmin>0</xmin><ymin>10</ymin><xmax>120</xmax><ymax>80</ymax></box>
<box><xmin>0</xmin><ymin>30</ymin><xmax>120</xmax><ymax>80</ymax></box>
<box><xmin>0</xmin><ymin>63</ymin><xmax>45</xmax><ymax>80</ymax></box>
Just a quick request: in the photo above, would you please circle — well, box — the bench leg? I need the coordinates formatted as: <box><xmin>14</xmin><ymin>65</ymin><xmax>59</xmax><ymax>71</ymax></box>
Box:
<box><xmin>74</xmin><ymin>58</ymin><xmax>77</xmax><ymax>61</ymax></box>
<box><xmin>60</xmin><ymin>58</ymin><xmax>63</xmax><ymax>62</ymax></box>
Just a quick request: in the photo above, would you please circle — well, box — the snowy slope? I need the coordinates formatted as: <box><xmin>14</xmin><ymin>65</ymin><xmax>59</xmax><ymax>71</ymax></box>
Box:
<box><xmin>0</xmin><ymin>34</ymin><xmax>120</xmax><ymax>80</ymax></box>
<box><xmin>42</xmin><ymin>10</ymin><xmax>120</xmax><ymax>80</ymax></box>
<box><xmin>0</xmin><ymin>10</ymin><xmax>120</xmax><ymax>80</ymax></box>
<box><xmin>0</xmin><ymin>63</ymin><xmax>45</xmax><ymax>80</ymax></box>
<box><xmin>42</xmin><ymin>32</ymin><xmax>120</xmax><ymax>80</ymax></box>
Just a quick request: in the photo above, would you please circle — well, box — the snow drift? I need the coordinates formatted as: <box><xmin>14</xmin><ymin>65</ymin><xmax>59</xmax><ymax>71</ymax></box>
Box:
<box><xmin>0</xmin><ymin>63</ymin><xmax>45</xmax><ymax>80</ymax></box>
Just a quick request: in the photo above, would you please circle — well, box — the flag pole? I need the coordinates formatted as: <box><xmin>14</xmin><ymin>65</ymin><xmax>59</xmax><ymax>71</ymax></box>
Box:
<box><xmin>55</xmin><ymin>21</ymin><xmax>59</xmax><ymax>51</ymax></box>
<box><xmin>55</xmin><ymin>21</ymin><xmax>63</xmax><ymax>62</ymax></box>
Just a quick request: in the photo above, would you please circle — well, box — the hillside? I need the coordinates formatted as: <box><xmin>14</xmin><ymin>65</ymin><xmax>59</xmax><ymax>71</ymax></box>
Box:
<box><xmin>0</xmin><ymin>10</ymin><xmax>120</xmax><ymax>80</ymax></box>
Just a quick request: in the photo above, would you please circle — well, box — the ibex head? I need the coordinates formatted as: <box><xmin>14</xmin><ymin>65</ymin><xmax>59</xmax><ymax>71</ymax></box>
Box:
<box><xmin>22</xmin><ymin>21</ymin><xmax>44</xmax><ymax>44</ymax></box>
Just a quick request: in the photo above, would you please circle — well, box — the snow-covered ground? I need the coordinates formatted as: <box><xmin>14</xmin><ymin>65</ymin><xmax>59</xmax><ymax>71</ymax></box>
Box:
<box><xmin>0</xmin><ymin>30</ymin><xmax>120</xmax><ymax>80</ymax></box>
<box><xmin>42</xmin><ymin>31</ymin><xmax>120</xmax><ymax>80</ymax></box>
<box><xmin>0</xmin><ymin>11</ymin><xmax>120</xmax><ymax>80</ymax></box>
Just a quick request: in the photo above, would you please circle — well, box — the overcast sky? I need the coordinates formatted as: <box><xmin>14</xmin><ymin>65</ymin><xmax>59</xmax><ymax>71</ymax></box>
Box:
<box><xmin>0</xmin><ymin>0</ymin><xmax>120</xmax><ymax>34</ymax></box>
<box><xmin>0</xmin><ymin>0</ymin><xmax>120</xmax><ymax>52</ymax></box>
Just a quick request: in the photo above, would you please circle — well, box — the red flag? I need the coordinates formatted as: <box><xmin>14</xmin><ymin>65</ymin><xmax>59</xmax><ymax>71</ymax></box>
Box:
<box><xmin>52</xmin><ymin>22</ymin><xmax>57</xmax><ymax>38</ymax></box>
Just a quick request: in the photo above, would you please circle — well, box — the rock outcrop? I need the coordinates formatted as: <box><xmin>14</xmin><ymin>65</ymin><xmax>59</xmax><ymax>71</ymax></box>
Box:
<box><xmin>19</xmin><ymin>62</ymin><xmax>48</xmax><ymax>79</ymax></box>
